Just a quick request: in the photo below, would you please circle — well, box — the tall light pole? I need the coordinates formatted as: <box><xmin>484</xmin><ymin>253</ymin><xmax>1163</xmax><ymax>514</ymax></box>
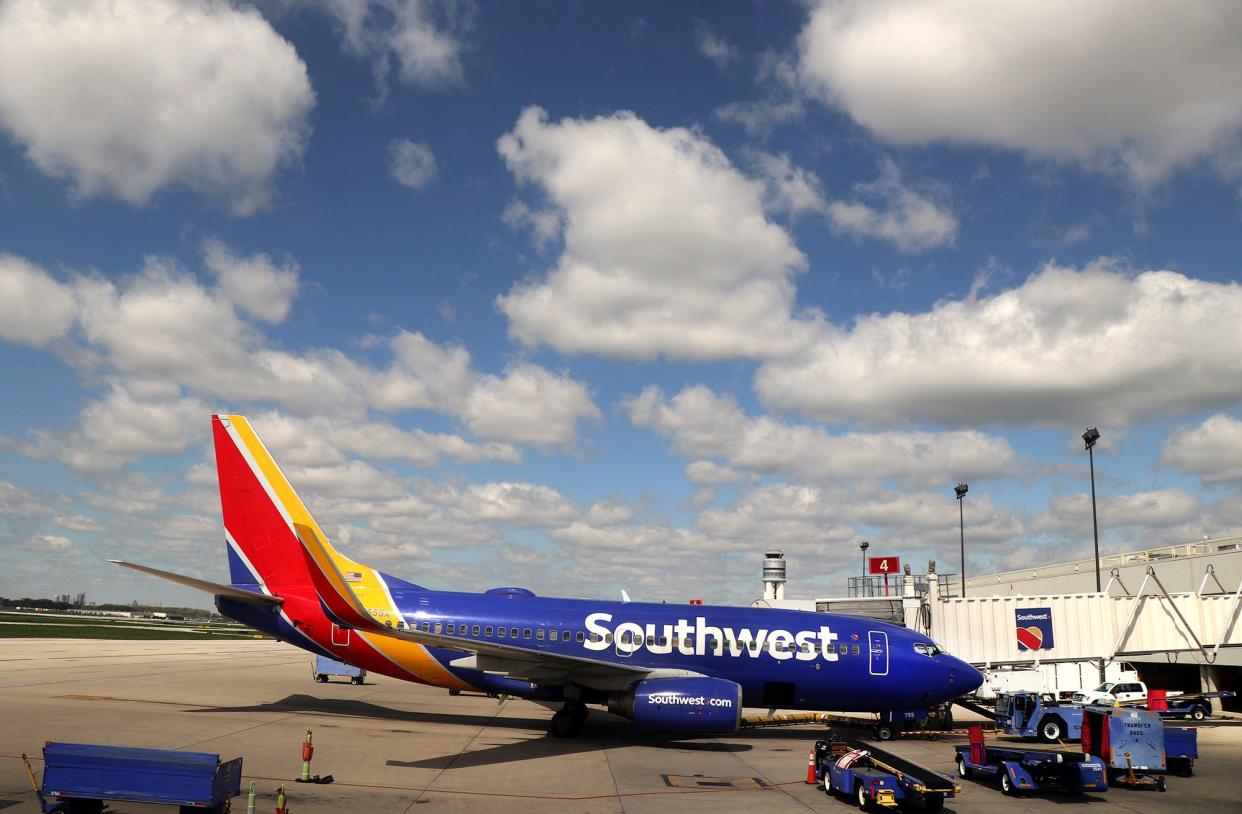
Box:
<box><xmin>955</xmin><ymin>483</ymin><xmax>968</xmax><ymax>597</ymax></box>
<box><xmin>859</xmin><ymin>541</ymin><xmax>870</xmax><ymax>596</ymax></box>
<box><xmin>1082</xmin><ymin>428</ymin><xmax>1102</xmax><ymax>593</ymax></box>
<box><xmin>1083</xmin><ymin>427</ymin><xmax>1105</xmax><ymax>684</ymax></box>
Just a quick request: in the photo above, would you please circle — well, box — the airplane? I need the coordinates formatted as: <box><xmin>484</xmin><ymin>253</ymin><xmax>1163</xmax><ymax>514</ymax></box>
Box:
<box><xmin>114</xmin><ymin>414</ymin><xmax>983</xmax><ymax>738</ymax></box>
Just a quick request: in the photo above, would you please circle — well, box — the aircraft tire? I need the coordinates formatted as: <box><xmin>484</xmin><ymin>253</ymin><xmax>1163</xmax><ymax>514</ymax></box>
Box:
<box><xmin>550</xmin><ymin>709</ymin><xmax>582</xmax><ymax>738</ymax></box>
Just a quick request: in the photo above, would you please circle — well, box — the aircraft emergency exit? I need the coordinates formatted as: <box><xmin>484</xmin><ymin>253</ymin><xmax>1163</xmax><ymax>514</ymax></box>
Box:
<box><xmin>114</xmin><ymin>415</ymin><xmax>982</xmax><ymax>737</ymax></box>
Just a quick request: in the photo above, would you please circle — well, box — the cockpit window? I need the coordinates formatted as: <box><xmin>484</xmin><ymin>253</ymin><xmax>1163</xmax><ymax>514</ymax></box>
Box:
<box><xmin>913</xmin><ymin>641</ymin><xmax>943</xmax><ymax>657</ymax></box>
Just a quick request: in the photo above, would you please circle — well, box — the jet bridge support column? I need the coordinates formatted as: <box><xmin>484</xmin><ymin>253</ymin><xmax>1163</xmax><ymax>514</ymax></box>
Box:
<box><xmin>1201</xmin><ymin>665</ymin><xmax>1225</xmax><ymax>714</ymax></box>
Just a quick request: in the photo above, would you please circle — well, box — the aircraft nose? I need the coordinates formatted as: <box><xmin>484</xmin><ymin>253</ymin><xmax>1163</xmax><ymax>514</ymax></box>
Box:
<box><xmin>948</xmin><ymin>656</ymin><xmax>984</xmax><ymax>695</ymax></box>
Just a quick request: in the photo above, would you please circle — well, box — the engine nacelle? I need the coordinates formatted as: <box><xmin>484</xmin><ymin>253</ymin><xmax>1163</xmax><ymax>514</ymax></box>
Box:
<box><xmin>607</xmin><ymin>677</ymin><xmax>742</xmax><ymax>734</ymax></box>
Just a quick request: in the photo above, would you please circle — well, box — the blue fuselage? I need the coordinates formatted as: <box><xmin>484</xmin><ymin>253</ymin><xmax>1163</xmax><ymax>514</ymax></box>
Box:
<box><xmin>379</xmin><ymin>577</ymin><xmax>980</xmax><ymax>711</ymax></box>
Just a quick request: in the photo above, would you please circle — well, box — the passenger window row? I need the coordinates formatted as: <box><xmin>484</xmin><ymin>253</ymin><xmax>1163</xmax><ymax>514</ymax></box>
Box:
<box><xmin>394</xmin><ymin>617</ymin><xmax>863</xmax><ymax>657</ymax></box>
<box><xmin>579</xmin><ymin>633</ymin><xmax>862</xmax><ymax>656</ymax></box>
<box><xmin>407</xmin><ymin>619</ymin><xmax>587</xmax><ymax>644</ymax></box>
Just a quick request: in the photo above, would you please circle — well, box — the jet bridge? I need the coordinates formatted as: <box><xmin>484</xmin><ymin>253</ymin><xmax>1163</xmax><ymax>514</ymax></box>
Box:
<box><xmin>925</xmin><ymin>566</ymin><xmax>1242</xmax><ymax>668</ymax></box>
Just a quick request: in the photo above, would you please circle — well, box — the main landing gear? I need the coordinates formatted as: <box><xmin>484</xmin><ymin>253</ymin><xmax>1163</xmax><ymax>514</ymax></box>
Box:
<box><xmin>549</xmin><ymin>701</ymin><xmax>589</xmax><ymax>738</ymax></box>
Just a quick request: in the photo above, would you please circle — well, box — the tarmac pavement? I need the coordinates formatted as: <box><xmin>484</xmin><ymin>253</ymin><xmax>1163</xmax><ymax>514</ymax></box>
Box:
<box><xmin>1</xmin><ymin>639</ymin><xmax>1239</xmax><ymax>812</ymax></box>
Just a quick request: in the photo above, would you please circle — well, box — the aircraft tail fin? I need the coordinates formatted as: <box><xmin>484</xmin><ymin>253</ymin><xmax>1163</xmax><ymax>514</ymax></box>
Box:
<box><xmin>212</xmin><ymin>414</ymin><xmax>343</xmax><ymax>596</ymax></box>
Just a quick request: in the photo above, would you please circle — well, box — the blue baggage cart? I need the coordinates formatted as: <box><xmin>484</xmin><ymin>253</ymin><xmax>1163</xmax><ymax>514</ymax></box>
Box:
<box><xmin>36</xmin><ymin>742</ymin><xmax>241</xmax><ymax>813</ymax></box>
<box><xmin>954</xmin><ymin>724</ymin><xmax>1108</xmax><ymax>796</ymax></box>
<box><xmin>814</xmin><ymin>736</ymin><xmax>959</xmax><ymax>810</ymax></box>
<box><xmin>314</xmin><ymin>654</ymin><xmax>366</xmax><ymax>684</ymax></box>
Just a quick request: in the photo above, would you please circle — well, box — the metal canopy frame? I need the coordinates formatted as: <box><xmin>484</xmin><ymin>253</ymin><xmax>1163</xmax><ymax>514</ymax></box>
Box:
<box><xmin>1110</xmin><ymin>566</ymin><xmax>1217</xmax><ymax>664</ymax></box>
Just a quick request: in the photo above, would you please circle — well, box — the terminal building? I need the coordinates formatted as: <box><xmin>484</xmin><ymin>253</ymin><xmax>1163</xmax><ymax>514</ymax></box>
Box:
<box><xmin>754</xmin><ymin>540</ymin><xmax>1242</xmax><ymax>711</ymax></box>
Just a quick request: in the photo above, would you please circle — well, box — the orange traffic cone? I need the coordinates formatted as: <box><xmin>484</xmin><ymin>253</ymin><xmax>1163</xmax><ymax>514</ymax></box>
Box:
<box><xmin>805</xmin><ymin>749</ymin><xmax>817</xmax><ymax>784</ymax></box>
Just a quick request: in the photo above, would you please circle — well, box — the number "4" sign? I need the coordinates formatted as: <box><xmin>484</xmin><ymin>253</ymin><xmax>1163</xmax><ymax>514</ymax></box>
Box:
<box><xmin>868</xmin><ymin>556</ymin><xmax>900</xmax><ymax>575</ymax></box>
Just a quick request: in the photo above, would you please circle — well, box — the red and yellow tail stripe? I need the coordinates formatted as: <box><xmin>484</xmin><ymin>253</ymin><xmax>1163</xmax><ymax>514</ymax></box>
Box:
<box><xmin>217</xmin><ymin>415</ymin><xmax>471</xmax><ymax>690</ymax></box>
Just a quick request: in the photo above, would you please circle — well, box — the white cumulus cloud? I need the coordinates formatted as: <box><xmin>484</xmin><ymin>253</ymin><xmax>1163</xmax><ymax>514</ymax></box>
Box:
<box><xmin>628</xmin><ymin>385</ymin><xmax>1019</xmax><ymax>485</ymax></box>
<box><xmin>388</xmin><ymin>138</ymin><xmax>438</xmax><ymax>190</ymax></box>
<box><xmin>1161</xmin><ymin>414</ymin><xmax>1242</xmax><ymax>483</ymax></box>
<box><xmin>695</xmin><ymin>21</ymin><xmax>739</xmax><ymax>70</ymax></box>
<box><xmin>462</xmin><ymin>364</ymin><xmax>600</xmax><ymax>448</ymax></box>
<box><xmin>315</xmin><ymin>0</ymin><xmax>468</xmax><ymax>95</ymax></box>
<box><xmin>798</xmin><ymin>0</ymin><xmax>1242</xmax><ymax>183</ymax></box>
<box><xmin>204</xmin><ymin>240</ymin><xmax>300</xmax><ymax>324</ymax></box>
<box><xmin>826</xmin><ymin>159</ymin><xmax>957</xmax><ymax>252</ymax></box>
<box><xmin>496</xmin><ymin>107</ymin><xmax>821</xmax><ymax>361</ymax></box>
<box><xmin>0</xmin><ymin>0</ymin><xmax>315</xmax><ymax>213</ymax></box>
<box><xmin>757</xmin><ymin>261</ymin><xmax>1242</xmax><ymax>426</ymax></box>
<box><xmin>0</xmin><ymin>254</ymin><xmax>76</xmax><ymax>345</ymax></box>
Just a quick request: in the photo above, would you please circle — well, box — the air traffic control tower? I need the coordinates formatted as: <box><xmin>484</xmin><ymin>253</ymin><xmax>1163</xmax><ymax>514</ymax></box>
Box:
<box><xmin>761</xmin><ymin>549</ymin><xmax>786</xmax><ymax>602</ymax></box>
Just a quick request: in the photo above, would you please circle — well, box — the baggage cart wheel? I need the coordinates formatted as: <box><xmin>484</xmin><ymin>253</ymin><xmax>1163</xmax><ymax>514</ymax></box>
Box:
<box><xmin>856</xmin><ymin>783</ymin><xmax>871</xmax><ymax>811</ymax></box>
<box><xmin>1191</xmin><ymin>704</ymin><xmax>1207</xmax><ymax>721</ymax></box>
<box><xmin>350</xmin><ymin>676</ymin><xmax>363</xmax><ymax>685</ymax></box>
<box><xmin>1158</xmin><ymin>776</ymin><xmax>1166</xmax><ymax>792</ymax></box>
<box><xmin>314</xmin><ymin>674</ymin><xmax>328</xmax><ymax>683</ymax></box>
<box><xmin>823</xmin><ymin>769</ymin><xmax>833</xmax><ymax>795</ymax></box>
<box><xmin>923</xmin><ymin>793</ymin><xmax>944</xmax><ymax>811</ymax></box>
<box><xmin>874</xmin><ymin>723</ymin><xmax>895</xmax><ymax>741</ymax></box>
<box><xmin>1000</xmin><ymin>771</ymin><xmax>1017</xmax><ymax>796</ymax></box>
<box><xmin>956</xmin><ymin>756</ymin><xmax>971</xmax><ymax>779</ymax></box>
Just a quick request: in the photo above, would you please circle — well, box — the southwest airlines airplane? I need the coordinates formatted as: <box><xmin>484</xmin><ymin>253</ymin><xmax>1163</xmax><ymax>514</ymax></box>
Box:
<box><xmin>115</xmin><ymin>415</ymin><xmax>982</xmax><ymax>738</ymax></box>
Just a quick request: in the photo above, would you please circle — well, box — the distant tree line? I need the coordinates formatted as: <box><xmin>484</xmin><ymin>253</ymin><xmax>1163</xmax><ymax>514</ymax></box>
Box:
<box><xmin>0</xmin><ymin>597</ymin><xmax>213</xmax><ymax>619</ymax></box>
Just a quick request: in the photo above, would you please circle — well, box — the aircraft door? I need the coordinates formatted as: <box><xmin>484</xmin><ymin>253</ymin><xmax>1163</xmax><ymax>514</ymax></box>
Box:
<box><xmin>331</xmin><ymin>622</ymin><xmax>351</xmax><ymax>647</ymax></box>
<box><xmin>615</xmin><ymin>628</ymin><xmax>636</xmax><ymax>657</ymax></box>
<box><xmin>867</xmin><ymin>630</ymin><xmax>889</xmax><ymax>676</ymax></box>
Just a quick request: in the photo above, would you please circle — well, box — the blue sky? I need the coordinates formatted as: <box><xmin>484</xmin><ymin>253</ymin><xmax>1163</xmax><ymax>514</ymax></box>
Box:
<box><xmin>4</xmin><ymin>0</ymin><xmax>1242</xmax><ymax>608</ymax></box>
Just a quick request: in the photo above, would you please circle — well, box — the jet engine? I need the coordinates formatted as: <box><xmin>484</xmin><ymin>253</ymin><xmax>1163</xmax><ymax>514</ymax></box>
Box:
<box><xmin>607</xmin><ymin>677</ymin><xmax>742</xmax><ymax>734</ymax></box>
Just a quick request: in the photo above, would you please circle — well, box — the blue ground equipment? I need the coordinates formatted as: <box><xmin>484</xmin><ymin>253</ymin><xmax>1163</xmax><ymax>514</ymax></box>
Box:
<box><xmin>954</xmin><ymin>724</ymin><xmax>1107</xmax><ymax>796</ymax></box>
<box><xmin>1081</xmin><ymin>706</ymin><xmax>1196</xmax><ymax>790</ymax></box>
<box><xmin>814</xmin><ymin>736</ymin><xmax>959</xmax><ymax>810</ymax></box>
<box><xmin>995</xmin><ymin>691</ymin><xmax>1085</xmax><ymax>741</ymax></box>
<box><xmin>34</xmin><ymin>742</ymin><xmax>241</xmax><ymax>813</ymax></box>
<box><xmin>314</xmin><ymin>654</ymin><xmax>366</xmax><ymax>684</ymax></box>
<box><xmin>1141</xmin><ymin>690</ymin><xmax>1235</xmax><ymax>721</ymax></box>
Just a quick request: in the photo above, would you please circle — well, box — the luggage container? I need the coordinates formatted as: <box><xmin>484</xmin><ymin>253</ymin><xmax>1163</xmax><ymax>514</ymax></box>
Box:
<box><xmin>34</xmin><ymin>742</ymin><xmax>241</xmax><ymax>813</ymax></box>
<box><xmin>1081</xmin><ymin>706</ymin><xmax>1191</xmax><ymax>790</ymax></box>
<box><xmin>313</xmin><ymin>654</ymin><xmax>366</xmax><ymax>684</ymax></box>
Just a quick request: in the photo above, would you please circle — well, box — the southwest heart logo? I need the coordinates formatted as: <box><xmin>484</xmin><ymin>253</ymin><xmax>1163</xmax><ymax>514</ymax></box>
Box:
<box><xmin>1016</xmin><ymin>626</ymin><xmax>1044</xmax><ymax>650</ymax></box>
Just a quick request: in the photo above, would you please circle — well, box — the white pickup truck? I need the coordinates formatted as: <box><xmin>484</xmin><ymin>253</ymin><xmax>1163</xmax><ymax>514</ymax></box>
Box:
<box><xmin>1071</xmin><ymin>680</ymin><xmax>1181</xmax><ymax>706</ymax></box>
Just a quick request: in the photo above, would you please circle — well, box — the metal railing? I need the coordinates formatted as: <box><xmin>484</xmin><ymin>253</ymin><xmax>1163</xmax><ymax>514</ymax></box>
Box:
<box><xmin>965</xmin><ymin>534</ymin><xmax>1242</xmax><ymax>589</ymax></box>
<box><xmin>847</xmin><ymin>573</ymin><xmax>955</xmax><ymax>598</ymax></box>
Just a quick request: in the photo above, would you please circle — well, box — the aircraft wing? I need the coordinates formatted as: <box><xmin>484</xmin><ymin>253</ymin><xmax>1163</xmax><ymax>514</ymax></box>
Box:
<box><xmin>109</xmin><ymin>560</ymin><xmax>284</xmax><ymax>607</ymax></box>
<box><xmin>292</xmin><ymin>523</ymin><xmax>685</xmax><ymax>688</ymax></box>
<box><xmin>368</xmin><ymin>622</ymin><xmax>657</xmax><ymax>686</ymax></box>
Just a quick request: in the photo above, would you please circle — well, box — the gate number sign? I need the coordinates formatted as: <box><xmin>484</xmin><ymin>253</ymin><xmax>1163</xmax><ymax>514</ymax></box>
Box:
<box><xmin>868</xmin><ymin>556</ymin><xmax>900</xmax><ymax>575</ymax></box>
